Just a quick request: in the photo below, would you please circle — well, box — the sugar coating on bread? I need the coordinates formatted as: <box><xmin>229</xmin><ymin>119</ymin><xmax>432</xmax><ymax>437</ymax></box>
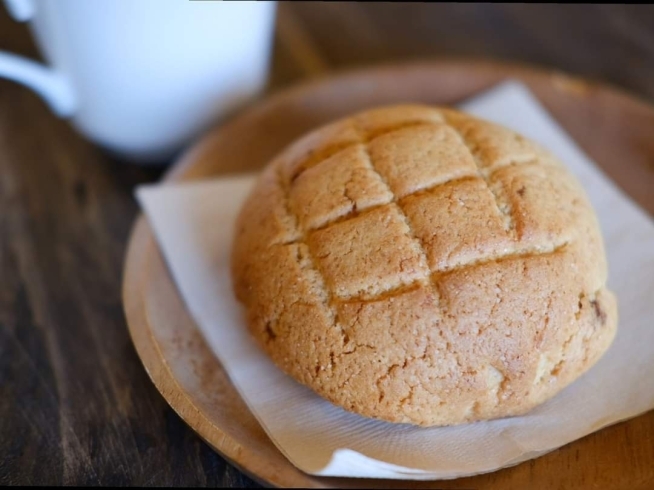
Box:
<box><xmin>231</xmin><ymin>105</ymin><xmax>617</xmax><ymax>427</ymax></box>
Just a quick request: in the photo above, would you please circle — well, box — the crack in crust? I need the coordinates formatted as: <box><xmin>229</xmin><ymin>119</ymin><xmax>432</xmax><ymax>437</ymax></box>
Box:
<box><xmin>446</xmin><ymin>124</ymin><xmax>517</xmax><ymax>235</ymax></box>
<box><xmin>359</xmin><ymin>145</ymin><xmax>441</xmax><ymax>306</ymax></box>
<box><xmin>275</xmin><ymin>166</ymin><xmax>347</xmax><ymax>345</ymax></box>
<box><xmin>288</xmin><ymin>120</ymin><xmax>439</xmax><ymax>184</ymax></box>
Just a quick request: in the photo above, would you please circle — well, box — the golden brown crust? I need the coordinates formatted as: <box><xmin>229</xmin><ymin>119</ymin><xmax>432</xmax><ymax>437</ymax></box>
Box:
<box><xmin>231</xmin><ymin>104</ymin><xmax>617</xmax><ymax>427</ymax></box>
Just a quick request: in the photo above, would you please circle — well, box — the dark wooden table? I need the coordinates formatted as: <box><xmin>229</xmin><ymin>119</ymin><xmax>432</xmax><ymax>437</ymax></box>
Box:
<box><xmin>1</xmin><ymin>3</ymin><xmax>653</xmax><ymax>487</ymax></box>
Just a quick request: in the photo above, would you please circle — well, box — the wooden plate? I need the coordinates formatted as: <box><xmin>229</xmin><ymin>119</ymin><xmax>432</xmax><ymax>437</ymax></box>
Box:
<box><xmin>122</xmin><ymin>61</ymin><xmax>654</xmax><ymax>489</ymax></box>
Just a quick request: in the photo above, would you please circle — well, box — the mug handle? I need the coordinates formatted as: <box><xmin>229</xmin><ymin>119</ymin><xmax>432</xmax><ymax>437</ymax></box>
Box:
<box><xmin>0</xmin><ymin>0</ymin><xmax>75</xmax><ymax>116</ymax></box>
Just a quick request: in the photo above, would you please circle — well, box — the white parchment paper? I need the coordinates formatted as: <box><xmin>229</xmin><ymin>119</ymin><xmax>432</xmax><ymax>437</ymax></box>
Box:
<box><xmin>136</xmin><ymin>81</ymin><xmax>654</xmax><ymax>480</ymax></box>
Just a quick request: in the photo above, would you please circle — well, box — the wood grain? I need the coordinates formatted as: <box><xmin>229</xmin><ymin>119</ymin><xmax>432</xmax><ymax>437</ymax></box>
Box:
<box><xmin>2</xmin><ymin>2</ymin><xmax>654</xmax><ymax>487</ymax></box>
<box><xmin>124</xmin><ymin>61</ymin><xmax>654</xmax><ymax>489</ymax></box>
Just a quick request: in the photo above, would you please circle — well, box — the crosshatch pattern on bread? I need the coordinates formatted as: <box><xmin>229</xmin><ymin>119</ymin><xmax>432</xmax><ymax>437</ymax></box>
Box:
<box><xmin>231</xmin><ymin>105</ymin><xmax>617</xmax><ymax>427</ymax></box>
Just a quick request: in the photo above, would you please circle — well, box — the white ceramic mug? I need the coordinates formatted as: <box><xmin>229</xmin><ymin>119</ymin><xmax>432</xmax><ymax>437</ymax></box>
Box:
<box><xmin>0</xmin><ymin>0</ymin><xmax>277</xmax><ymax>162</ymax></box>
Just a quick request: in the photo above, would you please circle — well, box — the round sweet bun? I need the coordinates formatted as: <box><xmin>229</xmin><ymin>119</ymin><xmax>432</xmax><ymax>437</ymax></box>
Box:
<box><xmin>231</xmin><ymin>104</ymin><xmax>617</xmax><ymax>427</ymax></box>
